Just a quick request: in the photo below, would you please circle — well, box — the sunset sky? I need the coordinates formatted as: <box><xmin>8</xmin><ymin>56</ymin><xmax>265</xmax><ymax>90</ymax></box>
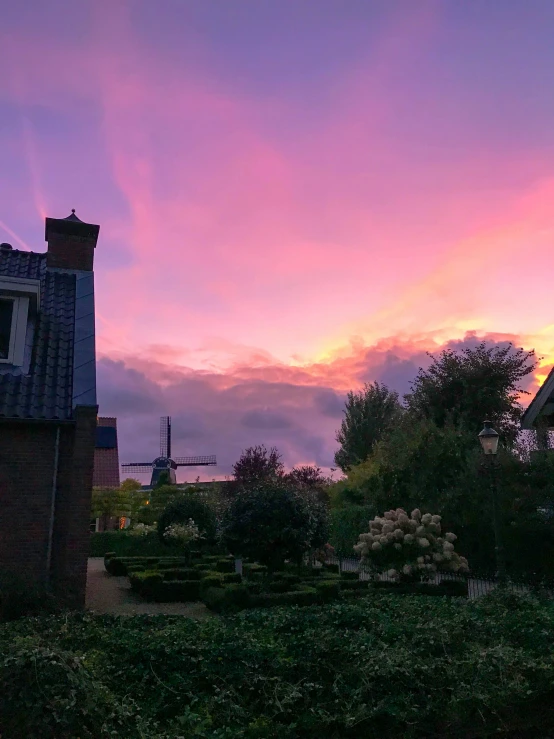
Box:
<box><xmin>2</xmin><ymin>0</ymin><xmax>554</xmax><ymax>480</ymax></box>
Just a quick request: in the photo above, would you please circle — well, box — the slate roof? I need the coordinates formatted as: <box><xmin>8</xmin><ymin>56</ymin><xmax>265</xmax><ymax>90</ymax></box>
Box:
<box><xmin>0</xmin><ymin>248</ymin><xmax>76</xmax><ymax>420</ymax></box>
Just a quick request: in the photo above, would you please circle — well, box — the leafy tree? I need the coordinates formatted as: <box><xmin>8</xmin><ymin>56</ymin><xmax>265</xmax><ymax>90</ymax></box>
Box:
<box><xmin>285</xmin><ymin>465</ymin><xmax>332</xmax><ymax>502</ymax></box>
<box><xmin>405</xmin><ymin>342</ymin><xmax>537</xmax><ymax>445</ymax></box>
<box><xmin>90</xmin><ymin>486</ymin><xmax>130</xmax><ymax>530</ymax></box>
<box><xmin>221</xmin><ymin>481</ymin><xmax>314</xmax><ymax>570</ymax></box>
<box><xmin>158</xmin><ymin>494</ymin><xmax>217</xmax><ymax>544</ymax></box>
<box><xmin>233</xmin><ymin>444</ymin><xmax>285</xmax><ymax>485</ymax></box>
<box><xmin>137</xmin><ymin>485</ymin><xmax>180</xmax><ymax>525</ymax></box>
<box><xmin>223</xmin><ymin>444</ymin><xmax>285</xmax><ymax>499</ymax></box>
<box><xmin>334</xmin><ymin>382</ymin><xmax>403</xmax><ymax>472</ymax></box>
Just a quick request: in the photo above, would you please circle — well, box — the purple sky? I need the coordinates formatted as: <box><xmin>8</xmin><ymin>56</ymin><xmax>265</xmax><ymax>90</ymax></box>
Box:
<box><xmin>1</xmin><ymin>1</ymin><xmax>554</xmax><ymax>480</ymax></box>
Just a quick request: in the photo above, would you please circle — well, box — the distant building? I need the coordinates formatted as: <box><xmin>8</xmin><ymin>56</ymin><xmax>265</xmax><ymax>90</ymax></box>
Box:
<box><xmin>93</xmin><ymin>417</ymin><xmax>120</xmax><ymax>488</ymax></box>
<box><xmin>521</xmin><ymin>367</ymin><xmax>554</xmax><ymax>451</ymax></box>
<box><xmin>0</xmin><ymin>210</ymin><xmax>99</xmax><ymax>608</ymax></box>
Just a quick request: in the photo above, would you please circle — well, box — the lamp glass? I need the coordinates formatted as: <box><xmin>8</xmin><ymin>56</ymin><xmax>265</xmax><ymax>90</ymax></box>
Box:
<box><xmin>478</xmin><ymin>422</ymin><xmax>499</xmax><ymax>455</ymax></box>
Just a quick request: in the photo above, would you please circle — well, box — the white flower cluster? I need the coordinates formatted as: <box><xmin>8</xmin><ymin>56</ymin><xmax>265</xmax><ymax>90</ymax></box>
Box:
<box><xmin>162</xmin><ymin>518</ymin><xmax>204</xmax><ymax>546</ymax></box>
<box><xmin>128</xmin><ymin>523</ymin><xmax>157</xmax><ymax>537</ymax></box>
<box><xmin>353</xmin><ymin>507</ymin><xmax>469</xmax><ymax>580</ymax></box>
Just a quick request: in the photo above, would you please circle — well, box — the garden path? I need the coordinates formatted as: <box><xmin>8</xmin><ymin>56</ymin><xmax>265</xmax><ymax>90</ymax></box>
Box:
<box><xmin>85</xmin><ymin>558</ymin><xmax>213</xmax><ymax>618</ymax></box>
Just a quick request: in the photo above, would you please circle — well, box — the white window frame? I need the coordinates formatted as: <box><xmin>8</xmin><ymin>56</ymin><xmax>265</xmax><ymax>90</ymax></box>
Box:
<box><xmin>0</xmin><ymin>276</ymin><xmax>40</xmax><ymax>367</ymax></box>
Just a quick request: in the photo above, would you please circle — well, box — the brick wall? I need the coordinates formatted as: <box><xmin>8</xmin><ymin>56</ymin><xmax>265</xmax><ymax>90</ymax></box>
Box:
<box><xmin>50</xmin><ymin>405</ymin><xmax>97</xmax><ymax>608</ymax></box>
<box><xmin>93</xmin><ymin>417</ymin><xmax>120</xmax><ymax>488</ymax></box>
<box><xmin>0</xmin><ymin>407</ymin><xmax>97</xmax><ymax>608</ymax></box>
<box><xmin>46</xmin><ymin>233</ymin><xmax>96</xmax><ymax>271</ymax></box>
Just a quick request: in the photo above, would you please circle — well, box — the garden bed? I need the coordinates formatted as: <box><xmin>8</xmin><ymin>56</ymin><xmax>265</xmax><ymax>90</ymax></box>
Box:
<box><xmin>103</xmin><ymin>553</ymin><xmax>468</xmax><ymax>612</ymax></box>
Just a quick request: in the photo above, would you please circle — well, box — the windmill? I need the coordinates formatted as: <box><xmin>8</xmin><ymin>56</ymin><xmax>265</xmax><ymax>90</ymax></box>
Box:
<box><xmin>121</xmin><ymin>416</ymin><xmax>216</xmax><ymax>487</ymax></box>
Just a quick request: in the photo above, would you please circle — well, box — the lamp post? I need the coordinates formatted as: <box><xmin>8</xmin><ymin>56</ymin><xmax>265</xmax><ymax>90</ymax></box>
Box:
<box><xmin>478</xmin><ymin>421</ymin><xmax>507</xmax><ymax>584</ymax></box>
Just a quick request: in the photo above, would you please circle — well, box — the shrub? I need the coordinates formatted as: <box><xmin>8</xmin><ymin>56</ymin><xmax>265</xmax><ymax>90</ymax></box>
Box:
<box><xmin>242</xmin><ymin>563</ymin><xmax>268</xmax><ymax>578</ymax></box>
<box><xmin>0</xmin><ymin>573</ymin><xmax>59</xmax><ymax>622</ymax></box>
<box><xmin>354</xmin><ymin>508</ymin><xmax>469</xmax><ymax>582</ymax></box>
<box><xmin>223</xmin><ymin>572</ymin><xmax>242</xmax><ymax>584</ymax></box>
<box><xmin>91</xmin><ymin>531</ymin><xmax>169</xmax><ymax>558</ymax></box>
<box><xmin>129</xmin><ymin>571</ymin><xmax>163</xmax><ymax>598</ymax></box>
<box><xmin>154</xmin><ymin>580</ymin><xmax>201</xmax><ymax>602</ymax></box>
<box><xmin>158</xmin><ymin>494</ymin><xmax>217</xmax><ymax>544</ymax></box>
<box><xmin>340</xmin><ymin>579</ymin><xmax>368</xmax><ymax>591</ymax></box>
<box><xmin>203</xmin><ymin>584</ymin><xmax>251</xmax><ymax>613</ymax></box>
<box><xmin>314</xmin><ymin>579</ymin><xmax>341</xmax><ymax>602</ymax></box>
<box><xmin>220</xmin><ymin>481</ymin><xmax>314</xmax><ymax>571</ymax></box>
<box><xmin>215</xmin><ymin>559</ymin><xmax>235</xmax><ymax>573</ymax></box>
<box><xmin>161</xmin><ymin>568</ymin><xmax>201</xmax><ymax>581</ymax></box>
<box><xmin>341</xmin><ymin>570</ymin><xmax>360</xmax><ymax>581</ymax></box>
<box><xmin>201</xmin><ymin>574</ymin><xmax>224</xmax><ymax>589</ymax></box>
<box><xmin>328</xmin><ymin>505</ymin><xmax>377</xmax><ymax>554</ymax></box>
<box><xmin>250</xmin><ymin>588</ymin><xmax>319</xmax><ymax>608</ymax></box>
<box><xmin>323</xmin><ymin>562</ymin><xmax>340</xmax><ymax>574</ymax></box>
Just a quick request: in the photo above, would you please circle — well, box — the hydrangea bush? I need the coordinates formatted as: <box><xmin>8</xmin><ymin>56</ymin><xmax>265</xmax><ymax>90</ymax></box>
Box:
<box><xmin>354</xmin><ymin>508</ymin><xmax>469</xmax><ymax>582</ymax></box>
<box><xmin>127</xmin><ymin>523</ymin><xmax>157</xmax><ymax>537</ymax></box>
<box><xmin>162</xmin><ymin>519</ymin><xmax>204</xmax><ymax>547</ymax></box>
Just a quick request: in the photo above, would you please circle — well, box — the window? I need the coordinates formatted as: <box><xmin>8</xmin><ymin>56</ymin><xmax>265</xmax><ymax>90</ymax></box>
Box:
<box><xmin>0</xmin><ymin>298</ymin><xmax>14</xmax><ymax>360</ymax></box>
<box><xmin>0</xmin><ymin>276</ymin><xmax>40</xmax><ymax>366</ymax></box>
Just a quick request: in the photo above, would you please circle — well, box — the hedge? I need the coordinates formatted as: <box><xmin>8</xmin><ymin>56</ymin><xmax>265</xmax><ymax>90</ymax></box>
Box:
<box><xmin>3</xmin><ymin>590</ymin><xmax>554</xmax><ymax>737</ymax></box>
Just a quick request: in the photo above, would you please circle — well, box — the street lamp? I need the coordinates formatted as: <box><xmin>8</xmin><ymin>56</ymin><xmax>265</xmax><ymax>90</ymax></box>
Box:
<box><xmin>478</xmin><ymin>421</ymin><xmax>507</xmax><ymax>584</ymax></box>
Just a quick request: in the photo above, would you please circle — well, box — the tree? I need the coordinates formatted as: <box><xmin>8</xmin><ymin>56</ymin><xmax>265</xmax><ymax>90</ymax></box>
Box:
<box><xmin>158</xmin><ymin>494</ymin><xmax>217</xmax><ymax>545</ymax></box>
<box><xmin>220</xmin><ymin>481</ymin><xmax>314</xmax><ymax>571</ymax></box>
<box><xmin>223</xmin><ymin>444</ymin><xmax>285</xmax><ymax>499</ymax></box>
<box><xmin>405</xmin><ymin>342</ymin><xmax>537</xmax><ymax>445</ymax></box>
<box><xmin>90</xmin><ymin>486</ymin><xmax>130</xmax><ymax>530</ymax></box>
<box><xmin>334</xmin><ymin>382</ymin><xmax>403</xmax><ymax>472</ymax></box>
<box><xmin>285</xmin><ymin>465</ymin><xmax>331</xmax><ymax>502</ymax></box>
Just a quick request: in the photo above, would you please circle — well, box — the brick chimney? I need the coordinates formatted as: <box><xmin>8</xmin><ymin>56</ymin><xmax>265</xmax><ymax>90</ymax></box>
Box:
<box><xmin>45</xmin><ymin>210</ymin><xmax>100</xmax><ymax>271</ymax></box>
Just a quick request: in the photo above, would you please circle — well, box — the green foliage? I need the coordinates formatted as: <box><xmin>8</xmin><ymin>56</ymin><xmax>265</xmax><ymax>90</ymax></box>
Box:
<box><xmin>158</xmin><ymin>494</ymin><xmax>217</xmax><ymax>544</ymax></box>
<box><xmin>334</xmin><ymin>381</ymin><xmax>403</xmax><ymax>472</ymax></box>
<box><xmin>90</xmin><ymin>485</ymin><xmax>130</xmax><ymax>526</ymax></box>
<box><xmin>0</xmin><ymin>572</ymin><xmax>59</xmax><ymax>622</ymax></box>
<box><xmin>215</xmin><ymin>558</ymin><xmax>235</xmax><ymax>573</ymax></box>
<box><xmin>223</xmin><ymin>572</ymin><xmax>242</xmax><ymax>584</ymax></box>
<box><xmin>3</xmin><ymin>591</ymin><xmax>554</xmax><ymax>736</ymax></box>
<box><xmin>328</xmin><ymin>504</ymin><xmax>377</xmax><ymax>554</ymax></box>
<box><xmin>233</xmin><ymin>444</ymin><xmax>285</xmax><ymax>488</ymax></box>
<box><xmin>405</xmin><ymin>341</ymin><xmax>537</xmax><ymax>445</ymax></box>
<box><xmin>90</xmin><ymin>531</ymin><xmax>171</xmax><ymax>557</ymax></box>
<box><xmin>313</xmin><ymin>579</ymin><xmax>341</xmax><ymax>601</ymax></box>
<box><xmin>221</xmin><ymin>481</ymin><xmax>315</xmax><ymax>570</ymax></box>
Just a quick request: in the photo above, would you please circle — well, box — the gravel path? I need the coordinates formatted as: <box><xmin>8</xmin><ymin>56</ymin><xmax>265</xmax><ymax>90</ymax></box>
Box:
<box><xmin>85</xmin><ymin>558</ymin><xmax>213</xmax><ymax>618</ymax></box>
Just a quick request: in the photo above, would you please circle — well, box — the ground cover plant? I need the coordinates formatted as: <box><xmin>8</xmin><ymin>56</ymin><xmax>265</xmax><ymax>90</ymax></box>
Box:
<box><xmin>2</xmin><ymin>589</ymin><xmax>554</xmax><ymax>738</ymax></box>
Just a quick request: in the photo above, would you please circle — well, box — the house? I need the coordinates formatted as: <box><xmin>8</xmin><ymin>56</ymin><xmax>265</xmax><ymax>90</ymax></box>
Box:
<box><xmin>91</xmin><ymin>417</ymin><xmax>123</xmax><ymax>533</ymax></box>
<box><xmin>521</xmin><ymin>367</ymin><xmax>554</xmax><ymax>450</ymax></box>
<box><xmin>0</xmin><ymin>210</ymin><xmax>99</xmax><ymax>608</ymax></box>
<box><xmin>93</xmin><ymin>417</ymin><xmax>120</xmax><ymax>488</ymax></box>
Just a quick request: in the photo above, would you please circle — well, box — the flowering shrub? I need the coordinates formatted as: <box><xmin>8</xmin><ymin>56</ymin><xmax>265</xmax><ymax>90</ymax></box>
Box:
<box><xmin>127</xmin><ymin>523</ymin><xmax>157</xmax><ymax>537</ymax></box>
<box><xmin>162</xmin><ymin>519</ymin><xmax>204</xmax><ymax>547</ymax></box>
<box><xmin>354</xmin><ymin>508</ymin><xmax>469</xmax><ymax>582</ymax></box>
<box><xmin>314</xmin><ymin>543</ymin><xmax>335</xmax><ymax>564</ymax></box>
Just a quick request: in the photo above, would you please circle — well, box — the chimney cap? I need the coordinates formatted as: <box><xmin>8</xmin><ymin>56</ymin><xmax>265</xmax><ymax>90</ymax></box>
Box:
<box><xmin>63</xmin><ymin>209</ymin><xmax>84</xmax><ymax>223</ymax></box>
<box><xmin>45</xmin><ymin>210</ymin><xmax>100</xmax><ymax>243</ymax></box>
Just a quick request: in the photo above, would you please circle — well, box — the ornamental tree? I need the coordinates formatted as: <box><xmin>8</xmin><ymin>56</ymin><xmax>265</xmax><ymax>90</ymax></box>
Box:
<box><xmin>354</xmin><ymin>507</ymin><xmax>469</xmax><ymax>582</ymax></box>
<box><xmin>220</xmin><ymin>481</ymin><xmax>314</xmax><ymax>571</ymax></box>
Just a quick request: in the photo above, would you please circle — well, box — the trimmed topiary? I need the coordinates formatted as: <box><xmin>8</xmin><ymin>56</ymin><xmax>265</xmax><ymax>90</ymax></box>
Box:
<box><xmin>161</xmin><ymin>568</ymin><xmax>201</xmax><ymax>581</ymax></box>
<box><xmin>222</xmin><ymin>572</ymin><xmax>242</xmax><ymax>584</ymax></box>
<box><xmin>314</xmin><ymin>580</ymin><xmax>341</xmax><ymax>602</ymax></box>
<box><xmin>215</xmin><ymin>559</ymin><xmax>235</xmax><ymax>573</ymax></box>
<box><xmin>340</xmin><ymin>580</ymin><xmax>368</xmax><ymax>591</ymax></box>
<box><xmin>340</xmin><ymin>571</ymin><xmax>359</xmax><ymax>581</ymax></box>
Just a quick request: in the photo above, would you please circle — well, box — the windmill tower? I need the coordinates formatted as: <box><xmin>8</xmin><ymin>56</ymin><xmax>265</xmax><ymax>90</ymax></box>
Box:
<box><xmin>121</xmin><ymin>416</ymin><xmax>216</xmax><ymax>487</ymax></box>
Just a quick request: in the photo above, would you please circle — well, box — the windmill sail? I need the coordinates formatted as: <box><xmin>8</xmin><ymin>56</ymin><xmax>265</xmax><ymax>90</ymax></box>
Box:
<box><xmin>160</xmin><ymin>416</ymin><xmax>171</xmax><ymax>458</ymax></box>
